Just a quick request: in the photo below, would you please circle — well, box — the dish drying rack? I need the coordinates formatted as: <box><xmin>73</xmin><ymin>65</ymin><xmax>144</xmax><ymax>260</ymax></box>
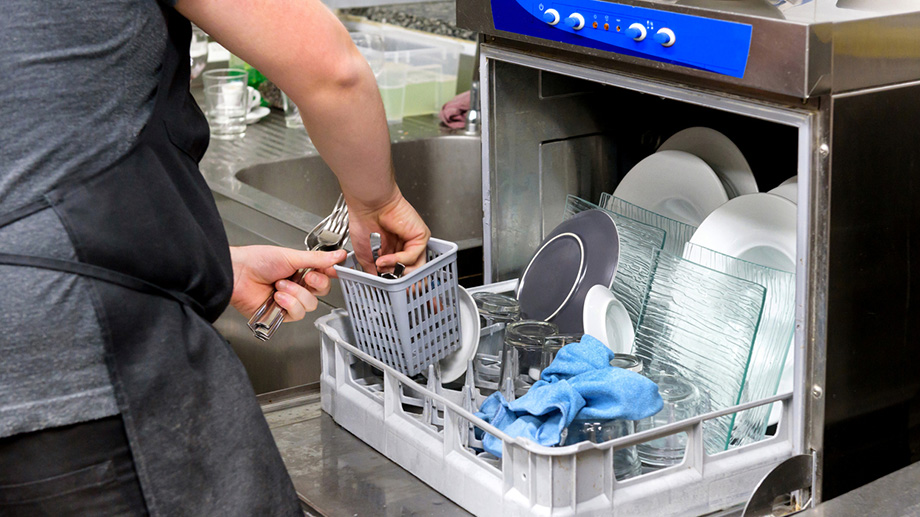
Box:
<box><xmin>316</xmin><ymin>282</ymin><xmax>796</xmax><ymax>516</ymax></box>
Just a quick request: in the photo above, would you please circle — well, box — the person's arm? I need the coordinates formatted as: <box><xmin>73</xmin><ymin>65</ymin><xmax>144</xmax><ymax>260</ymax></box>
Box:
<box><xmin>175</xmin><ymin>0</ymin><xmax>430</xmax><ymax>274</ymax></box>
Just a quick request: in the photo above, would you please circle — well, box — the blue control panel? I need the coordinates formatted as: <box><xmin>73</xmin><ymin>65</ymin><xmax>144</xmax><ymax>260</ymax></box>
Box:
<box><xmin>491</xmin><ymin>0</ymin><xmax>752</xmax><ymax>78</ymax></box>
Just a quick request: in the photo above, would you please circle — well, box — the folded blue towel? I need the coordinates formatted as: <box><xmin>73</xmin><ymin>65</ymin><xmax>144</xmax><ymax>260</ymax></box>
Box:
<box><xmin>475</xmin><ymin>335</ymin><xmax>662</xmax><ymax>457</ymax></box>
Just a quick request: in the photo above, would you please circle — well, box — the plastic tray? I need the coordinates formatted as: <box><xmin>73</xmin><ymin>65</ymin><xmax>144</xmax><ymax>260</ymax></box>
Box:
<box><xmin>317</xmin><ymin>285</ymin><xmax>796</xmax><ymax>516</ymax></box>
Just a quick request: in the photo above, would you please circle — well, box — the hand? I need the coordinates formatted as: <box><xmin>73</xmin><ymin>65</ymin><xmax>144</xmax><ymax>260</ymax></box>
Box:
<box><xmin>229</xmin><ymin>245</ymin><xmax>346</xmax><ymax>322</ymax></box>
<box><xmin>346</xmin><ymin>191</ymin><xmax>431</xmax><ymax>276</ymax></box>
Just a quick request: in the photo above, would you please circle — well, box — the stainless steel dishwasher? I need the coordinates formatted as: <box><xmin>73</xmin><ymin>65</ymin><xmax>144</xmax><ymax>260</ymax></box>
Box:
<box><xmin>455</xmin><ymin>0</ymin><xmax>920</xmax><ymax>507</ymax></box>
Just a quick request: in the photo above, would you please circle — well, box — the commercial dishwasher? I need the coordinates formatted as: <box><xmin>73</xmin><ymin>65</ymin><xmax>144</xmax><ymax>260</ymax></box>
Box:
<box><xmin>451</xmin><ymin>0</ymin><xmax>920</xmax><ymax>509</ymax></box>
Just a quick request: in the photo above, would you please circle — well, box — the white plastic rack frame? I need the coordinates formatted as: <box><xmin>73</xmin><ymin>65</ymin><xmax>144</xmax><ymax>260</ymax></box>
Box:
<box><xmin>317</xmin><ymin>287</ymin><xmax>795</xmax><ymax>516</ymax></box>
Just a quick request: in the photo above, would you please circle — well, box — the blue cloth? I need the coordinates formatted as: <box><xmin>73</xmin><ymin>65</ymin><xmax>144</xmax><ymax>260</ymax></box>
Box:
<box><xmin>475</xmin><ymin>335</ymin><xmax>663</xmax><ymax>457</ymax></box>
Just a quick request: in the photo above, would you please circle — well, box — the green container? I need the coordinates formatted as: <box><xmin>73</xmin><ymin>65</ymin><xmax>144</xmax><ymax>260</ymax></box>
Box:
<box><xmin>229</xmin><ymin>55</ymin><xmax>268</xmax><ymax>89</ymax></box>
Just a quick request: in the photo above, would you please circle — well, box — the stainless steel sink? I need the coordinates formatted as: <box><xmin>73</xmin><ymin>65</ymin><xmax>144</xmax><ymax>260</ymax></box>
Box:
<box><xmin>199</xmin><ymin>113</ymin><xmax>483</xmax><ymax>395</ymax></box>
<box><xmin>235</xmin><ymin>135</ymin><xmax>483</xmax><ymax>249</ymax></box>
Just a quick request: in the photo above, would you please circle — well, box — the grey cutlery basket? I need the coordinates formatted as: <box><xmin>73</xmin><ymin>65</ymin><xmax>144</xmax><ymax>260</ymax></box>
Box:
<box><xmin>334</xmin><ymin>237</ymin><xmax>462</xmax><ymax>376</ymax></box>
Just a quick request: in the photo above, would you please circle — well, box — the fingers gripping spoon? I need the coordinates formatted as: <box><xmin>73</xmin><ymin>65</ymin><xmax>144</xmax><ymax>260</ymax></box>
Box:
<box><xmin>248</xmin><ymin>195</ymin><xmax>350</xmax><ymax>341</ymax></box>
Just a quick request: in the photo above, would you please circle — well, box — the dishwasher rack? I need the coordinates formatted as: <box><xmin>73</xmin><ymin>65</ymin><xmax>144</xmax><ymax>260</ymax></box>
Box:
<box><xmin>317</xmin><ymin>302</ymin><xmax>794</xmax><ymax>516</ymax></box>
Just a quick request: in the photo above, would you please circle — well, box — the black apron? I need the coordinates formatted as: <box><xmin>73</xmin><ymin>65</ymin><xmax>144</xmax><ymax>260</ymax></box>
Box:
<box><xmin>0</xmin><ymin>5</ymin><xmax>300</xmax><ymax>516</ymax></box>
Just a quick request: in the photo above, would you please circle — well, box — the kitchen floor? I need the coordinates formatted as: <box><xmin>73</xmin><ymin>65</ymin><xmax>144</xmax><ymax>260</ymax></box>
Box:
<box><xmin>266</xmin><ymin>392</ymin><xmax>471</xmax><ymax>516</ymax></box>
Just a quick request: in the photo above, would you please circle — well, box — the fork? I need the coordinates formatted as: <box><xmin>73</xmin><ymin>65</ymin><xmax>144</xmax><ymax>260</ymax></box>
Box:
<box><xmin>248</xmin><ymin>195</ymin><xmax>350</xmax><ymax>341</ymax></box>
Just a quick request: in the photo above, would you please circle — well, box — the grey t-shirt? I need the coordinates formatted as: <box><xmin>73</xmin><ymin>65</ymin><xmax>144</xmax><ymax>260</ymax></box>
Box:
<box><xmin>0</xmin><ymin>0</ymin><xmax>170</xmax><ymax>437</ymax></box>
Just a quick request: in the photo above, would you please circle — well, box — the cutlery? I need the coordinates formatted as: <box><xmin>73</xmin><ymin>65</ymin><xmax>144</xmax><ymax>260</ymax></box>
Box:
<box><xmin>248</xmin><ymin>195</ymin><xmax>349</xmax><ymax>341</ymax></box>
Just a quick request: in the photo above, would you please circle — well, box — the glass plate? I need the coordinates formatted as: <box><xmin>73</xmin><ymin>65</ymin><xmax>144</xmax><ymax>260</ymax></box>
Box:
<box><xmin>634</xmin><ymin>250</ymin><xmax>766</xmax><ymax>454</ymax></box>
<box><xmin>682</xmin><ymin>242</ymin><xmax>795</xmax><ymax>447</ymax></box>
<box><xmin>564</xmin><ymin>195</ymin><xmax>665</xmax><ymax>327</ymax></box>
<box><xmin>600</xmin><ymin>193</ymin><xmax>698</xmax><ymax>255</ymax></box>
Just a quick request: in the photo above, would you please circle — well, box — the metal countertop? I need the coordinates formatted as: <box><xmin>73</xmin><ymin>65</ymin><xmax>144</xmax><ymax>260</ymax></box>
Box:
<box><xmin>265</xmin><ymin>392</ymin><xmax>470</xmax><ymax>516</ymax></box>
<box><xmin>798</xmin><ymin>460</ymin><xmax>920</xmax><ymax>517</ymax></box>
<box><xmin>264</xmin><ymin>393</ymin><xmax>920</xmax><ymax>516</ymax></box>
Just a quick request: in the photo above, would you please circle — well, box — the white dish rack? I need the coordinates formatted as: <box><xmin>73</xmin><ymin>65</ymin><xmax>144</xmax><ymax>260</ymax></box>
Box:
<box><xmin>317</xmin><ymin>283</ymin><xmax>795</xmax><ymax>516</ymax></box>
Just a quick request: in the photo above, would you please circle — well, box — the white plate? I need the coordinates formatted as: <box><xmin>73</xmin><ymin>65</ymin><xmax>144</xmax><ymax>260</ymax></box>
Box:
<box><xmin>770</xmin><ymin>347</ymin><xmax>795</xmax><ymax>426</ymax></box>
<box><xmin>583</xmin><ymin>285</ymin><xmax>634</xmax><ymax>355</ymax></box>
<box><xmin>614</xmin><ymin>150</ymin><xmax>729</xmax><ymax>226</ymax></box>
<box><xmin>769</xmin><ymin>176</ymin><xmax>798</xmax><ymax>205</ymax></box>
<box><xmin>439</xmin><ymin>286</ymin><xmax>481</xmax><ymax>384</ymax></box>
<box><xmin>689</xmin><ymin>192</ymin><xmax>797</xmax><ymax>273</ymax></box>
<box><xmin>246</xmin><ymin>106</ymin><xmax>270</xmax><ymax>124</ymax></box>
<box><xmin>658</xmin><ymin>127</ymin><xmax>758</xmax><ymax>198</ymax></box>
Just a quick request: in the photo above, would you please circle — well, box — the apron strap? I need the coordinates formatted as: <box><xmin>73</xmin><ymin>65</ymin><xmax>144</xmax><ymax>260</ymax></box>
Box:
<box><xmin>0</xmin><ymin>198</ymin><xmax>51</xmax><ymax>229</ymax></box>
<box><xmin>0</xmin><ymin>253</ymin><xmax>207</xmax><ymax>317</ymax></box>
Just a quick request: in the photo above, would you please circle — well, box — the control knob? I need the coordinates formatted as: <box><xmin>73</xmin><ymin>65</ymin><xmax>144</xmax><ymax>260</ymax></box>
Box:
<box><xmin>625</xmin><ymin>22</ymin><xmax>647</xmax><ymax>41</ymax></box>
<box><xmin>564</xmin><ymin>13</ymin><xmax>585</xmax><ymax>30</ymax></box>
<box><xmin>542</xmin><ymin>8</ymin><xmax>561</xmax><ymax>26</ymax></box>
<box><xmin>653</xmin><ymin>28</ymin><xmax>676</xmax><ymax>47</ymax></box>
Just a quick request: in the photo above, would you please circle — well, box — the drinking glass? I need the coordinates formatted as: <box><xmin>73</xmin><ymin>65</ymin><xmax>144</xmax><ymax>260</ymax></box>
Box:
<box><xmin>563</xmin><ymin>419</ymin><xmax>642</xmax><ymax>480</ymax></box>
<box><xmin>472</xmin><ymin>292</ymin><xmax>521</xmax><ymax>392</ymax></box>
<box><xmin>189</xmin><ymin>26</ymin><xmax>209</xmax><ymax>82</ymax></box>
<box><xmin>636</xmin><ymin>373</ymin><xmax>708</xmax><ymax>469</ymax></box>
<box><xmin>202</xmin><ymin>68</ymin><xmax>249</xmax><ymax>140</ymax></box>
<box><xmin>499</xmin><ymin>320</ymin><xmax>559</xmax><ymax>398</ymax></box>
<box><xmin>281</xmin><ymin>91</ymin><xmax>305</xmax><ymax>130</ymax></box>
<box><xmin>609</xmin><ymin>354</ymin><xmax>643</xmax><ymax>374</ymax></box>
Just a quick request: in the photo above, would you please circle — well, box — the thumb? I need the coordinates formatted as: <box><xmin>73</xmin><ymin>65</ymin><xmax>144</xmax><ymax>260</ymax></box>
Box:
<box><xmin>286</xmin><ymin>249</ymin><xmax>347</xmax><ymax>271</ymax></box>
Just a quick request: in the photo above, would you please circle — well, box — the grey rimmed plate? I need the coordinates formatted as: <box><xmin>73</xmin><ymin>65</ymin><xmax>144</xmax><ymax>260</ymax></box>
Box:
<box><xmin>516</xmin><ymin>209</ymin><xmax>620</xmax><ymax>334</ymax></box>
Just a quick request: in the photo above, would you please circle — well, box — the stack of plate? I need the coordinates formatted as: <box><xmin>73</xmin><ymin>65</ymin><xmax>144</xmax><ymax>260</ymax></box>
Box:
<box><xmin>769</xmin><ymin>175</ymin><xmax>798</xmax><ymax>205</ymax></box>
<box><xmin>613</xmin><ymin>127</ymin><xmax>758</xmax><ymax>227</ymax></box>
<box><xmin>613</xmin><ymin>126</ymin><xmax>800</xmax><ymax>431</ymax></box>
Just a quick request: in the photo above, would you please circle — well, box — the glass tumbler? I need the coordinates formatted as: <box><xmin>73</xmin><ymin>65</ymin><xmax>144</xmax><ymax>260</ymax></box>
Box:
<box><xmin>499</xmin><ymin>320</ymin><xmax>559</xmax><ymax>398</ymax></box>
<box><xmin>472</xmin><ymin>293</ymin><xmax>521</xmax><ymax>392</ymax></box>
<box><xmin>636</xmin><ymin>373</ymin><xmax>704</xmax><ymax>469</ymax></box>
<box><xmin>562</xmin><ymin>419</ymin><xmax>642</xmax><ymax>480</ymax></box>
<box><xmin>609</xmin><ymin>354</ymin><xmax>643</xmax><ymax>374</ymax></box>
<box><xmin>202</xmin><ymin>68</ymin><xmax>249</xmax><ymax>140</ymax></box>
<box><xmin>281</xmin><ymin>91</ymin><xmax>305</xmax><ymax>130</ymax></box>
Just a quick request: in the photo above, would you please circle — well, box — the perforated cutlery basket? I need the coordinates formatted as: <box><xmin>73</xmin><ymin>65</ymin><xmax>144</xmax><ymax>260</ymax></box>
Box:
<box><xmin>334</xmin><ymin>237</ymin><xmax>461</xmax><ymax>376</ymax></box>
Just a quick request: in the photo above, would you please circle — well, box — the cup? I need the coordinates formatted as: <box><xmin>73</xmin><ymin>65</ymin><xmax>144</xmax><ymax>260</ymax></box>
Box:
<box><xmin>246</xmin><ymin>87</ymin><xmax>261</xmax><ymax>111</ymax></box>
<box><xmin>472</xmin><ymin>293</ymin><xmax>521</xmax><ymax>391</ymax></box>
<box><xmin>609</xmin><ymin>354</ymin><xmax>643</xmax><ymax>374</ymax></box>
<box><xmin>562</xmin><ymin>419</ymin><xmax>642</xmax><ymax>480</ymax></box>
<box><xmin>498</xmin><ymin>320</ymin><xmax>559</xmax><ymax>398</ymax></box>
<box><xmin>636</xmin><ymin>373</ymin><xmax>707</xmax><ymax>469</ymax></box>
<box><xmin>281</xmin><ymin>91</ymin><xmax>305</xmax><ymax>130</ymax></box>
<box><xmin>203</xmin><ymin>68</ymin><xmax>251</xmax><ymax>140</ymax></box>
